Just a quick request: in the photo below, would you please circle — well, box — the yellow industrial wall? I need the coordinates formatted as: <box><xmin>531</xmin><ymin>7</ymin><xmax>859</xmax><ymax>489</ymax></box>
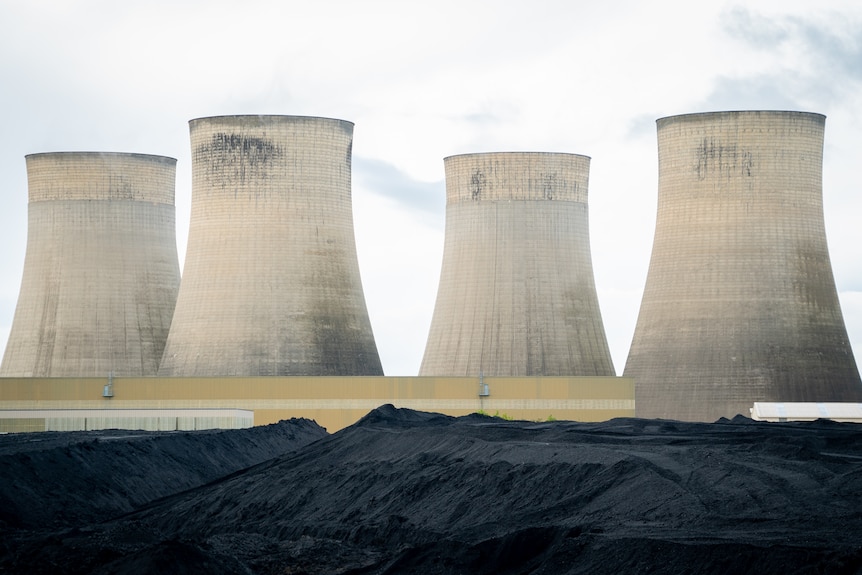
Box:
<box><xmin>0</xmin><ymin>376</ymin><xmax>634</xmax><ymax>433</ymax></box>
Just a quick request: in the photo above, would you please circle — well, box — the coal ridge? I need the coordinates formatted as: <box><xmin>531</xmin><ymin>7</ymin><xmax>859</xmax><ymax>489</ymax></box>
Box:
<box><xmin>0</xmin><ymin>418</ymin><xmax>327</xmax><ymax>530</ymax></box>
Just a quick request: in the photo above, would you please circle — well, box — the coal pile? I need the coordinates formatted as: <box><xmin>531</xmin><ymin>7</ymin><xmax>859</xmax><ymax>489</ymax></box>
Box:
<box><xmin>0</xmin><ymin>418</ymin><xmax>327</xmax><ymax>530</ymax></box>
<box><xmin>3</xmin><ymin>405</ymin><xmax>862</xmax><ymax>574</ymax></box>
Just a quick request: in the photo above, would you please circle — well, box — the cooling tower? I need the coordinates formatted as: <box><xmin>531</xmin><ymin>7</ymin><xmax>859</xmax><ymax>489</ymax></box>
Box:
<box><xmin>0</xmin><ymin>152</ymin><xmax>180</xmax><ymax>377</ymax></box>
<box><xmin>159</xmin><ymin>115</ymin><xmax>382</xmax><ymax>376</ymax></box>
<box><xmin>420</xmin><ymin>152</ymin><xmax>615</xmax><ymax>377</ymax></box>
<box><xmin>624</xmin><ymin>111</ymin><xmax>862</xmax><ymax>421</ymax></box>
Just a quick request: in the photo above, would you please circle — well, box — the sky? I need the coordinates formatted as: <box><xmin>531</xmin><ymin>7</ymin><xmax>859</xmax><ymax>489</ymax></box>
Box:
<box><xmin>0</xmin><ymin>0</ymin><xmax>860</xmax><ymax>376</ymax></box>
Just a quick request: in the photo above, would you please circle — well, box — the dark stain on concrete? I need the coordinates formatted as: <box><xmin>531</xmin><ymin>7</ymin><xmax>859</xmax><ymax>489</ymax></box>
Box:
<box><xmin>470</xmin><ymin>169</ymin><xmax>485</xmax><ymax>200</ymax></box>
<box><xmin>195</xmin><ymin>134</ymin><xmax>284</xmax><ymax>199</ymax></box>
<box><xmin>694</xmin><ymin>138</ymin><xmax>755</xmax><ymax>182</ymax></box>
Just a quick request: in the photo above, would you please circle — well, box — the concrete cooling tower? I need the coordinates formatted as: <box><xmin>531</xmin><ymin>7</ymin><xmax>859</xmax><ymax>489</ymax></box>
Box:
<box><xmin>159</xmin><ymin>115</ymin><xmax>383</xmax><ymax>376</ymax></box>
<box><xmin>624</xmin><ymin>111</ymin><xmax>862</xmax><ymax>421</ymax></box>
<box><xmin>0</xmin><ymin>152</ymin><xmax>180</xmax><ymax>377</ymax></box>
<box><xmin>420</xmin><ymin>152</ymin><xmax>615</xmax><ymax>377</ymax></box>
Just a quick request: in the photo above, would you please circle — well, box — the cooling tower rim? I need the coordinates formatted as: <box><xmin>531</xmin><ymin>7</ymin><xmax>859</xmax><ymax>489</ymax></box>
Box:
<box><xmin>443</xmin><ymin>151</ymin><xmax>591</xmax><ymax>162</ymax></box>
<box><xmin>656</xmin><ymin>110</ymin><xmax>826</xmax><ymax>126</ymax></box>
<box><xmin>188</xmin><ymin>114</ymin><xmax>354</xmax><ymax>127</ymax></box>
<box><xmin>25</xmin><ymin>151</ymin><xmax>177</xmax><ymax>164</ymax></box>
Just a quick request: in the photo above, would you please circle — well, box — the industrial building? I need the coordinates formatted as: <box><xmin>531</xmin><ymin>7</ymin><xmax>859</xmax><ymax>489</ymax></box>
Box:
<box><xmin>0</xmin><ymin>152</ymin><xmax>180</xmax><ymax>377</ymax></box>
<box><xmin>420</xmin><ymin>152</ymin><xmax>615</xmax><ymax>377</ymax></box>
<box><xmin>0</xmin><ymin>375</ymin><xmax>634</xmax><ymax>433</ymax></box>
<box><xmin>158</xmin><ymin>115</ymin><xmax>383</xmax><ymax>377</ymax></box>
<box><xmin>624</xmin><ymin>111</ymin><xmax>862</xmax><ymax>421</ymax></box>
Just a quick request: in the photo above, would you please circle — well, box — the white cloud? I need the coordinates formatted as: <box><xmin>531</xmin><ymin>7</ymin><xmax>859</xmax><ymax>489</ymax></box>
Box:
<box><xmin>839</xmin><ymin>291</ymin><xmax>862</xmax><ymax>372</ymax></box>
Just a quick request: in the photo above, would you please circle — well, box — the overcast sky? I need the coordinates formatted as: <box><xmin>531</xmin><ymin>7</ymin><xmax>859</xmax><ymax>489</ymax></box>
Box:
<box><xmin>1</xmin><ymin>0</ymin><xmax>860</xmax><ymax>376</ymax></box>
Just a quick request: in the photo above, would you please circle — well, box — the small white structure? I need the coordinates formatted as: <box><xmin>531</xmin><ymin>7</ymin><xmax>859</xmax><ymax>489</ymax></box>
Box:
<box><xmin>750</xmin><ymin>402</ymin><xmax>862</xmax><ymax>423</ymax></box>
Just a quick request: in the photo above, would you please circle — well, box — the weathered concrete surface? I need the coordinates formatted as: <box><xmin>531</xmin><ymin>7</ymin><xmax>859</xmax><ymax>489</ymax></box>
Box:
<box><xmin>0</xmin><ymin>152</ymin><xmax>180</xmax><ymax>377</ymax></box>
<box><xmin>625</xmin><ymin>111</ymin><xmax>862</xmax><ymax>421</ymax></box>
<box><xmin>420</xmin><ymin>152</ymin><xmax>614</xmax><ymax>377</ymax></box>
<box><xmin>159</xmin><ymin>115</ymin><xmax>382</xmax><ymax>376</ymax></box>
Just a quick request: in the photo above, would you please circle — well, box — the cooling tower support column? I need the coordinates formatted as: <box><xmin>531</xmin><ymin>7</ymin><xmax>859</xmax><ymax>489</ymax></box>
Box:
<box><xmin>0</xmin><ymin>152</ymin><xmax>180</xmax><ymax>377</ymax></box>
<box><xmin>624</xmin><ymin>111</ymin><xmax>862</xmax><ymax>421</ymax></box>
<box><xmin>159</xmin><ymin>115</ymin><xmax>382</xmax><ymax>376</ymax></box>
<box><xmin>420</xmin><ymin>152</ymin><xmax>615</xmax><ymax>377</ymax></box>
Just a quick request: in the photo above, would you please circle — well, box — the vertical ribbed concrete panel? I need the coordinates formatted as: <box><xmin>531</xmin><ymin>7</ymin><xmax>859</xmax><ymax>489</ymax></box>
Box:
<box><xmin>0</xmin><ymin>152</ymin><xmax>180</xmax><ymax>377</ymax></box>
<box><xmin>159</xmin><ymin>115</ymin><xmax>382</xmax><ymax>376</ymax></box>
<box><xmin>420</xmin><ymin>152</ymin><xmax>615</xmax><ymax>377</ymax></box>
<box><xmin>625</xmin><ymin>111</ymin><xmax>862</xmax><ymax>421</ymax></box>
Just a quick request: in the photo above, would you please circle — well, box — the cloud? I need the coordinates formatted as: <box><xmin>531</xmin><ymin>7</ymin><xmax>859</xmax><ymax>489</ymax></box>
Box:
<box><xmin>353</xmin><ymin>156</ymin><xmax>445</xmax><ymax>225</ymax></box>
<box><xmin>839</xmin><ymin>291</ymin><xmax>862</xmax><ymax>372</ymax></box>
<box><xmin>625</xmin><ymin>113</ymin><xmax>661</xmax><ymax>140</ymax></box>
<box><xmin>700</xmin><ymin>75</ymin><xmax>806</xmax><ymax>111</ymax></box>
<box><xmin>708</xmin><ymin>7</ymin><xmax>862</xmax><ymax>108</ymax></box>
<box><xmin>723</xmin><ymin>7</ymin><xmax>791</xmax><ymax>47</ymax></box>
<box><xmin>726</xmin><ymin>7</ymin><xmax>862</xmax><ymax>79</ymax></box>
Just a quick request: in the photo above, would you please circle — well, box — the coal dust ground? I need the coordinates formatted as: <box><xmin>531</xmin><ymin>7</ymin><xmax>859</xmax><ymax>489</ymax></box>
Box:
<box><xmin>2</xmin><ymin>405</ymin><xmax>861</xmax><ymax>574</ymax></box>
